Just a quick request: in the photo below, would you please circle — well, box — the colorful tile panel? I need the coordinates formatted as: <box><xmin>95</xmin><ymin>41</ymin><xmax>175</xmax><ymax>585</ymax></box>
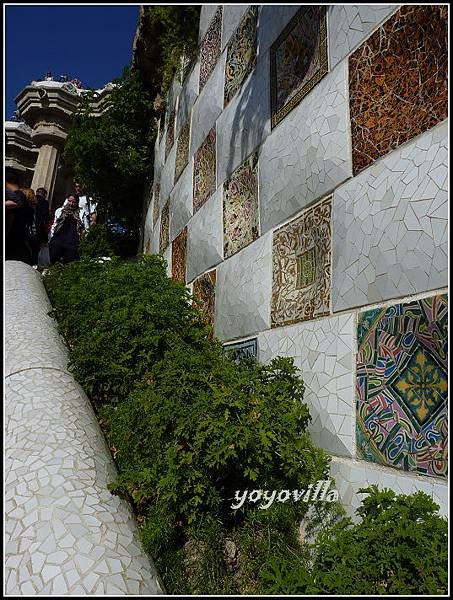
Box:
<box><xmin>193</xmin><ymin>269</ymin><xmax>216</xmax><ymax>329</ymax></box>
<box><xmin>271</xmin><ymin>196</ymin><xmax>331</xmax><ymax>327</ymax></box>
<box><xmin>224</xmin><ymin>338</ymin><xmax>258</xmax><ymax>364</ymax></box>
<box><xmin>159</xmin><ymin>200</ymin><xmax>169</xmax><ymax>254</ymax></box>
<box><xmin>172</xmin><ymin>227</ymin><xmax>187</xmax><ymax>284</ymax></box>
<box><xmin>165</xmin><ymin>109</ymin><xmax>176</xmax><ymax>160</ymax></box>
<box><xmin>356</xmin><ymin>294</ymin><xmax>448</xmax><ymax>478</ymax></box>
<box><xmin>270</xmin><ymin>6</ymin><xmax>328</xmax><ymax>128</ymax></box>
<box><xmin>223</xmin><ymin>152</ymin><xmax>259</xmax><ymax>259</ymax></box>
<box><xmin>174</xmin><ymin>118</ymin><xmax>191</xmax><ymax>183</ymax></box>
<box><xmin>152</xmin><ymin>183</ymin><xmax>160</xmax><ymax>226</ymax></box>
<box><xmin>349</xmin><ymin>5</ymin><xmax>448</xmax><ymax>175</ymax></box>
<box><xmin>193</xmin><ymin>127</ymin><xmax>216</xmax><ymax>213</ymax></box>
<box><xmin>199</xmin><ymin>6</ymin><xmax>223</xmax><ymax>92</ymax></box>
<box><xmin>224</xmin><ymin>6</ymin><xmax>258</xmax><ymax>107</ymax></box>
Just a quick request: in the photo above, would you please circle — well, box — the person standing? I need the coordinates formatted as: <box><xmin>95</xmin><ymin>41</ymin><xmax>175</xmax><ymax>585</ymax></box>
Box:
<box><xmin>48</xmin><ymin>193</ymin><xmax>84</xmax><ymax>264</ymax></box>
<box><xmin>34</xmin><ymin>187</ymin><xmax>51</xmax><ymax>266</ymax></box>
<box><xmin>19</xmin><ymin>187</ymin><xmax>40</xmax><ymax>265</ymax></box>
<box><xmin>5</xmin><ymin>168</ymin><xmax>34</xmax><ymax>264</ymax></box>
<box><xmin>74</xmin><ymin>182</ymin><xmax>97</xmax><ymax>231</ymax></box>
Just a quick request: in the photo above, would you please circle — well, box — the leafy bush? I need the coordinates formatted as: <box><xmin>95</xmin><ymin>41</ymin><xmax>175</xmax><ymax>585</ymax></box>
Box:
<box><xmin>258</xmin><ymin>486</ymin><xmax>448</xmax><ymax>595</ymax></box>
<box><xmin>43</xmin><ymin>254</ymin><xmax>208</xmax><ymax>406</ymax></box>
<box><xmin>103</xmin><ymin>350</ymin><xmax>329</xmax><ymax>525</ymax></box>
<box><xmin>308</xmin><ymin>486</ymin><xmax>448</xmax><ymax>595</ymax></box>
<box><xmin>44</xmin><ymin>256</ymin><xmax>447</xmax><ymax>595</ymax></box>
<box><xmin>79</xmin><ymin>224</ymin><xmax>115</xmax><ymax>258</ymax></box>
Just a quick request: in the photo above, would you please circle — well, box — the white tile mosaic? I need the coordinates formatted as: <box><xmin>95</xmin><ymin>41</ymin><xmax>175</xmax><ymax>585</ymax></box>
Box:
<box><xmin>217</xmin><ymin>50</ymin><xmax>270</xmax><ymax>185</ymax></box>
<box><xmin>176</xmin><ymin>62</ymin><xmax>199</xmax><ymax>139</ymax></box>
<box><xmin>257</xmin><ymin>5</ymin><xmax>301</xmax><ymax>56</ymax></box>
<box><xmin>221</xmin><ymin>4</ymin><xmax>251</xmax><ymax>50</ymax></box>
<box><xmin>259</xmin><ymin>314</ymin><xmax>355</xmax><ymax>457</ymax></box>
<box><xmin>199</xmin><ymin>4</ymin><xmax>220</xmax><ymax>44</ymax></box>
<box><xmin>215</xmin><ymin>232</ymin><xmax>272</xmax><ymax>341</ymax></box>
<box><xmin>170</xmin><ymin>157</ymin><xmax>194</xmax><ymax>241</ymax></box>
<box><xmin>190</xmin><ymin>51</ymin><xmax>225</xmax><ymax>159</ymax></box>
<box><xmin>332</xmin><ymin>121</ymin><xmax>448</xmax><ymax>312</ymax></box>
<box><xmin>259</xmin><ymin>62</ymin><xmax>352</xmax><ymax>234</ymax></box>
<box><xmin>328</xmin><ymin>5</ymin><xmax>399</xmax><ymax>68</ymax></box>
<box><xmin>186</xmin><ymin>187</ymin><xmax>223</xmax><ymax>283</ymax></box>
<box><xmin>5</xmin><ymin>261</ymin><xmax>164</xmax><ymax>595</ymax></box>
<box><xmin>330</xmin><ymin>457</ymin><xmax>448</xmax><ymax>522</ymax></box>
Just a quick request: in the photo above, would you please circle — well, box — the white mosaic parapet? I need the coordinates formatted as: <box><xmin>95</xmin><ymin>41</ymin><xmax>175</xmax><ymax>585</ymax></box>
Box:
<box><xmin>259</xmin><ymin>314</ymin><xmax>356</xmax><ymax>458</ymax></box>
<box><xmin>328</xmin><ymin>5</ymin><xmax>398</xmax><ymax>68</ymax></box>
<box><xmin>5</xmin><ymin>261</ymin><xmax>164</xmax><ymax>596</ymax></box>
<box><xmin>332</xmin><ymin>120</ymin><xmax>448</xmax><ymax>312</ymax></box>
<box><xmin>259</xmin><ymin>61</ymin><xmax>352</xmax><ymax>234</ymax></box>
<box><xmin>215</xmin><ymin>232</ymin><xmax>272</xmax><ymax>341</ymax></box>
<box><xmin>186</xmin><ymin>188</ymin><xmax>223</xmax><ymax>283</ymax></box>
<box><xmin>330</xmin><ymin>456</ymin><xmax>448</xmax><ymax>522</ymax></box>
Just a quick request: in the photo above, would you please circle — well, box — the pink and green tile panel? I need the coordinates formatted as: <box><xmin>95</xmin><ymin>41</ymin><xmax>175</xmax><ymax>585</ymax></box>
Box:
<box><xmin>356</xmin><ymin>294</ymin><xmax>448</xmax><ymax>478</ymax></box>
<box><xmin>223</xmin><ymin>152</ymin><xmax>259</xmax><ymax>259</ymax></box>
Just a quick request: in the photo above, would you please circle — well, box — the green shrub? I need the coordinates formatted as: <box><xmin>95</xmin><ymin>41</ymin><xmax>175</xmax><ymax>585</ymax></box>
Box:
<box><xmin>103</xmin><ymin>349</ymin><xmax>330</xmax><ymax>526</ymax></box>
<box><xmin>44</xmin><ymin>256</ymin><xmax>447</xmax><ymax>595</ymax></box>
<box><xmin>261</xmin><ymin>486</ymin><xmax>448</xmax><ymax>595</ymax></box>
<box><xmin>43</xmin><ymin>254</ymin><xmax>209</xmax><ymax>406</ymax></box>
<box><xmin>79</xmin><ymin>224</ymin><xmax>115</xmax><ymax>258</ymax></box>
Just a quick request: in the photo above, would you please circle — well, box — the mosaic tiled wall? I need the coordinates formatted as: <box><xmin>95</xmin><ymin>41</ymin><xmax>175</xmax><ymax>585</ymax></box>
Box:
<box><xmin>193</xmin><ymin>269</ymin><xmax>216</xmax><ymax>329</ymax></box>
<box><xmin>199</xmin><ymin>7</ymin><xmax>223</xmax><ymax>92</ymax></box>
<box><xmin>223</xmin><ymin>152</ymin><xmax>259</xmax><ymax>259</ymax></box>
<box><xmin>144</xmin><ymin>5</ymin><xmax>449</xmax><ymax>515</ymax></box>
<box><xmin>152</xmin><ymin>183</ymin><xmax>160</xmax><ymax>226</ymax></box>
<box><xmin>174</xmin><ymin>118</ymin><xmax>191</xmax><ymax>183</ymax></box>
<box><xmin>165</xmin><ymin>110</ymin><xmax>176</xmax><ymax>160</ymax></box>
<box><xmin>270</xmin><ymin>6</ymin><xmax>328</xmax><ymax>128</ymax></box>
<box><xmin>193</xmin><ymin>127</ymin><xmax>216</xmax><ymax>213</ymax></box>
<box><xmin>172</xmin><ymin>227</ymin><xmax>187</xmax><ymax>285</ymax></box>
<box><xmin>349</xmin><ymin>5</ymin><xmax>448</xmax><ymax>175</ymax></box>
<box><xmin>271</xmin><ymin>196</ymin><xmax>331</xmax><ymax>328</ymax></box>
<box><xmin>224</xmin><ymin>6</ymin><xmax>258</xmax><ymax>107</ymax></box>
<box><xmin>356</xmin><ymin>294</ymin><xmax>448</xmax><ymax>477</ymax></box>
<box><xmin>159</xmin><ymin>201</ymin><xmax>169</xmax><ymax>254</ymax></box>
<box><xmin>224</xmin><ymin>337</ymin><xmax>258</xmax><ymax>363</ymax></box>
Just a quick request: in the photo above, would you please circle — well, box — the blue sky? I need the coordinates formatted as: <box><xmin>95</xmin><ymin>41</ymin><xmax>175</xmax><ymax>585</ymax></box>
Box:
<box><xmin>5</xmin><ymin>4</ymin><xmax>140</xmax><ymax>119</ymax></box>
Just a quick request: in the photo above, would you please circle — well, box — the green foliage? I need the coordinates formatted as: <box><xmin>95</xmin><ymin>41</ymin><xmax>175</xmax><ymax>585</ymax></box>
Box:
<box><xmin>142</xmin><ymin>6</ymin><xmax>200</xmax><ymax>98</ymax></box>
<box><xmin>309</xmin><ymin>486</ymin><xmax>448</xmax><ymax>594</ymax></box>
<box><xmin>104</xmin><ymin>350</ymin><xmax>329</xmax><ymax>526</ymax></box>
<box><xmin>45</xmin><ymin>257</ymin><xmax>447</xmax><ymax>595</ymax></box>
<box><xmin>64</xmin><ymin>68</ymin><xmax>154</xmax><ymax>229</ymax></box>
<box><xmin>43</xmin><ymin>254</ymin><xmax>206</xmax><ymax>406</ymax></box>
<box><xmin>79</xmin><ymin>224</ymin><xmax>115</xmax><ymax>259</ymax></box>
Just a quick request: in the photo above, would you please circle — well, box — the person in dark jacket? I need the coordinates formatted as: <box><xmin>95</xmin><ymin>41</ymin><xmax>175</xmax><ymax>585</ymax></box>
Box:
<box><xmin>48</xmin><ymin>194</ymin><xmax>84</xmax><ymax>265</ymax></box>
<box><xmin>5</xmin><ymin>168</ymin><xmax>34</xmax><ymax>264</ymax></box>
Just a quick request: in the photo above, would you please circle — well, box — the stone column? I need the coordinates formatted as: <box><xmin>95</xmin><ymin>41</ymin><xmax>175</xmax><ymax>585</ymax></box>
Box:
<box><xmin>31</xmin><ymin>144</ymin><xmax>60</xmax><ymax>207</ymax></box>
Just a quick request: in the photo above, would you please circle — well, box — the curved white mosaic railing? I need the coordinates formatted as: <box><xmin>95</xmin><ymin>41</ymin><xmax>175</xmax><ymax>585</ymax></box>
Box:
<box><xmin>4</xmin><ymin>261</ymin><xmax>164</xmax><ymax>595</ymax></box>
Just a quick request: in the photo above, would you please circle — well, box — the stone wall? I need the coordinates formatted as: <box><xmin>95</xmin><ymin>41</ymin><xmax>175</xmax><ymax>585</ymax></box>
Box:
<box><xmin>143</xmin><ymin>5</ymin><xmax>448</xmax><ymax>517</ymax></box>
